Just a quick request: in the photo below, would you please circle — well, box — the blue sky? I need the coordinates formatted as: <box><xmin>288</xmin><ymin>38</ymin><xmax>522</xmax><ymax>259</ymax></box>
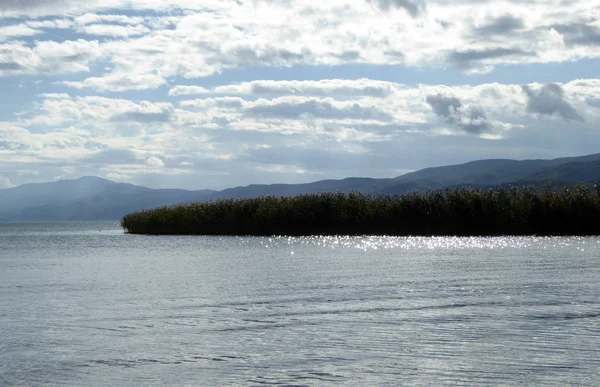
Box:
<box><xmin>1</xmin><ymin>0</ymin><xmax>599</xmax><ymax>190</ymax></box>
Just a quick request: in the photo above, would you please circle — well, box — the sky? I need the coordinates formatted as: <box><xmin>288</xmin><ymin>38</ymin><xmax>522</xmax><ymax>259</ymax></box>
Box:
<box><xmin>1</xmin><ymin>0</ymin><xmax>599</xmax><ymax>190</ymax></box>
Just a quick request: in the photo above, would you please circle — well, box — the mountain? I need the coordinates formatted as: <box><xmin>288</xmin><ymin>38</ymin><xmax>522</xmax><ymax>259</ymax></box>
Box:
<box><xmin>0</xmin><ymin>176</ymin><xmax>215</xmax><ymax>222</ymax></box>
<box><xmin>210</xmin><ymin>152</ymin><xmax>600</xmax><ymax>199</ymax></box>
<box><xmin>390</xmin><ymin>153</ymin><xmax>600</xmax><ymax>186</ymax></box>
<box><xmin>2</xmin><ymin>152</ymin><xmax>599</xmax><ymax>221</ymax></box>
<box><xmin>208</xmin><ymin>177</ymin><xmax>396</xmax><ymax>200</ymax></box>
<box><xmin>528</xmin><ymin>159</ymin><xmax>600</xmax><ymax>182</ymax></box>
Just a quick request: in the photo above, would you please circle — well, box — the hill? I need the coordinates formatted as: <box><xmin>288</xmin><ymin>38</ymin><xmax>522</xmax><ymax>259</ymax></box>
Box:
<box><xmin>0</xmin><ymin>177</ymin><xmax>215</xmax><ymax>222</ymax></box>
<box><xmin>208</xmin><ymin>152</ymin><xmax>600</xmax><ymax>199</ymax></box>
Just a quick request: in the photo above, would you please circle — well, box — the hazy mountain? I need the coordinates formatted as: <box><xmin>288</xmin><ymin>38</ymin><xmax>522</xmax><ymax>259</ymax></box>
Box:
<box><xmin>528</xmin><ymin>159</ymin><xmax>600</xmax><ymax>182</ymax></box>
<box><xmin>208</xmin><ymin>177</ymin><xmax>397</xmax><ymax>200</ymax></box>
<box><xmin>211</xmin><ymin>153</ymin><xmax>600</xmax><ymax>199</ymax></box>
<box><xmin>0</xmin><ymin>177</ymin><xmax>215</xmax><ymax>221</ymax></box>
<box><xmin>2</xmin><ymin>153</ymin><xmax>599</xmax><ymax>221</ymax></box>
<box><xmin>391</xmin><ymin>153</ymin><xmax>600</xmax><ymax>186</ymax></box>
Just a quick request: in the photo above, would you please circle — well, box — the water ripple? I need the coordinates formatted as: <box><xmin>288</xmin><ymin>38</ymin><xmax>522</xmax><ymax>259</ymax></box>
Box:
<box><xmin>2</xmin><ymin>223</ymin><xmax>600</xmax><ymax>386</ymax></box>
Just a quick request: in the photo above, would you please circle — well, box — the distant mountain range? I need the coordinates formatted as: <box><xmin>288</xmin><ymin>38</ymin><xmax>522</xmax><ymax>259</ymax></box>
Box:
<box><xmin>0</xmin><ymin>177</ymin><xmax>215</xmax><ymax>222</ymax></box>
<box><xmin>208</xmin><ymin>152</ymin><xmax>600</xmax><ymax>199</ymax></box>
<box><xmin>1</xmin><ymin>152</ymin><xmax>599</xmax><ymax>221</ymax></box>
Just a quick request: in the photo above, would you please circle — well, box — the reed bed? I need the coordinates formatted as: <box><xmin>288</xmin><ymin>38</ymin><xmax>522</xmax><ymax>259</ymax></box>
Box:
<box><xmin>121</xmin><ymin>185</ymin><xmax>600</xmax><ymax>236</ymax></box>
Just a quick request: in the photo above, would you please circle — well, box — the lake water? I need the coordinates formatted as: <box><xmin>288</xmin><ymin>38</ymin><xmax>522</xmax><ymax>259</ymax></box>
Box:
<box><xmin>1</xmin><ymin>222</ymin><xmax>600</xmax><ymax>386</ymax></box>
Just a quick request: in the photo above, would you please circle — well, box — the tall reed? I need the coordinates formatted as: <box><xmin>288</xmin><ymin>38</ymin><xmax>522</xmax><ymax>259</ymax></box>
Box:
<box><xmin>121</xmin><ymin>185</ymin><xmax>600</xmax><ymax>236</ymax></box>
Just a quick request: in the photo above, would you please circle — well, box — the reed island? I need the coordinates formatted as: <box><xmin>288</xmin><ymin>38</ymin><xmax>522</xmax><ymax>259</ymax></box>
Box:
<box><xmin>121</xmin><ymin>185</ymin><xmax>600</xmax><ymax>236</ymax></box>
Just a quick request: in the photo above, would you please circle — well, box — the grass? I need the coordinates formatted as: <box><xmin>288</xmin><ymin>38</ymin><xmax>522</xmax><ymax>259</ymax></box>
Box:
<box><xmin>121</xmin><ymin>185</ymin><xmax>600</xmax><ymax>236</ymax></box>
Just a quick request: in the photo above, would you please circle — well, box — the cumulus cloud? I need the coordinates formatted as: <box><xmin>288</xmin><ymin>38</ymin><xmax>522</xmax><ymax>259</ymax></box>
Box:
<box><xmin>241</xmin><ymin>145</ymin><xmax>394</xmax><ymax>174</ymax></box>
<box><xmin>83</xmin><ymin>149</ymin><xmax>140</xmax><ymax>165</ymax></box>
<box><xmin>0</xmin><ymin>0</ymin><xmax>118</xmax><ymax>18</ymax></box>
<box><xmin>553</xmin><ymin>22</ymin><xmax>600</xmax><ymax>47</ymax></box>
<box><xmin>39</xmin><ymin>93</ymin><xmax>72</xmax><ymax>99</ymax></box>
<box><xmin>74</xmin><ymin>13</ymin><xmax>144</xmax><ymax>25</ymax></box>
<box><xmin>473</xmin><ymin>15</ymin><xmax>526</xmax><ymax>36</ymax></box>
<box><xmin>169</xmin><ymin>79</ymin><xmax>398</xmax><ymax>100</ymax></box>
<box><xmin>0</xmin><ymin>0</ymin><xmax>71</xmax><ymax>13</ymax></box>
<box><xmin>26</xmin><ymin>19</ymin><xmax>73</xmax><ymax>29</ymax></box>
<box><xmin>0</xmin><ymin>175</ymin><xmax>15</xmax><ymax>189</ymax></box>
<box><xmin>366</xmin><ymin>0</ymin><xmax>426</xmax><ymax>17</ymax></box>
<box><xmin>0</xmin><ymin>0</ymin><xmax>596</xmax><ymax>91</ymax></box>
<box><xmin>209</xmin><ymin>79</ymin><xmax>398</xmax><ymax>97</ymax></box>
<box><xmin>180</xmin><ymin>97</ymin><xmax>244</xmax><ymax>110</ymax></box>
<box><xmin>109</xmin><ymin>101</ymin><xmax>173</xmax><ymax>123</ymax></box>
<box><xmin>0</xmin><ymin>24</ymin><xmax>42</xmax><ymax>41</ymax></box>
<box><xmin>246</xmin><ymin>97</ymin><xmax>393</xmax><ymax>121</ymax></box>
<box><xmin>111</xmin><ymin>110</ymin><xmax>171</xmax><ymax>123</ymax></box>
<box><xmin>146</xmin><ymin>156</ymin><xmax>165</xmax><ymax>168</ymax></box>
<box><xmin>426</xmin><ymin>94</ymin><xmax>492</xmax><ymax>134</ymax></box>
<box><xmin>587</xmin><ymin>98</ymin><xmax>600</xmax><ymax>108</ymax></box>
<box><xmin>78</xmin><ymin>24</ymin><xmax>151</xmax><ymax>37</ymax></box>
<box><xmin>0</xmin><ymin>0</ymin><xmax>235</xmax><ymax>18</ymax></box>
<box><xmin>448</xmin><ymin>48</ymin><xmax>536</xmax><ymax>71</ymax></box>
<box><xmin>21</xmin><ymin>78</ymin><xmax>594</xmax><ymax>139</ymax></box>
<box><xmin>0</xmin><ymin>122</ymin><xmax>97</xmax><ymax>162</ymax></box>
<box><xmin>0</xmin><ymin>39</ymin><xmax>101</xmax><ymax>76</ymax></box>
<box><xmin>522</xmin><ymin>83</ymin><xmax>583</xmax><ymax>122</ymax></box>
<box><xmin>64</xmin><ymin>73</ymin><xmax>165</xmax><ymax>92</ymax></box>
<box><xmin>21</xmin><ymin>96</ymin><xmax>176</xmax><ymax>127</ymax></box>
<box><xmin>168</xmin><ymin>85</ymin><xmax>210</xmax><ymax>96</ymax></box>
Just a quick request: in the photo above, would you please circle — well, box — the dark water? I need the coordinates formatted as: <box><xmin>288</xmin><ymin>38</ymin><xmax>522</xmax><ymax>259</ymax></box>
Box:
<box><xmin>1</xmin><ymin>222</ymin><xmax>600</xmax><ymax>386</ymax></box>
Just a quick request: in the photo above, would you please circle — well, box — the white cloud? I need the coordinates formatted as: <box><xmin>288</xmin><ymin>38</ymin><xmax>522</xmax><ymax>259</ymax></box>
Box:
<box><xmin>64</xmin><ymin>72</ymin><xmax>165</xmax><ymax>92</ymax></box>
<box><xmin>18</xmin><ymin>77</ymin><xmax>594</xmax><ymax>187</ymax></box>
<box><xmin>245</xmin><ymin>96</ymin><xmax>396</xmax><ymax>121</ymax></box>
<box><xmin>0</xmin><ymin>39</ymin><xmax>101</xmax><ymax>76</ymax></box>
<box><xmin>0</xmin><ymin>24</ymin><xmax>42</xmax><ymax>41</ymax></box>
<box><xmin>168</xmin><ymin>85</ymin><xmax>210</xmax><ymax>96</ymax></box>
<box><xmin>39</xmin><ymin>93</ymin><xmax>71</xmax><ymax>99</ymax></box>
<box><xmin>22</xmin><ymin>78</ymin><xmax>599</xmax><ymax>141</ymax></box>
<box><xmin>179</xmin><ymin>97</ymin><xmax>245</xmax><ymax>110</ymax></box>
<box><xmin>0</xmin><ymin>174</ymin><xmax>15</xmax><ymax>189</ymax></box>
<box><xmin>0</xmin><ymin>0</ymin><xmax>123</xmax><ymax>18</ymax></box>
<box><xmin>0</xmin><ymin>0</ymin><xmax>234</xmax><ymax>18</ymax></box>
<box><xmin>26</xmin><ymin>19</ymin><xmax>73</xmax><ymax>29</ymax></box>
<box><xmin>1</xmin><ymin>1</ymin><xmax>596</xmax><ymax>90</ymax></box>
<box><xmin>78</xmin><ymin>24</ymin><xmax>151</xmax><ymax>37</ymax></box>
<box><xmin>0</xmin><ymin>122</ymin><xmax>93</xmax><ymax>162</ymax></box>
<box><xmin>522</xmin><ymin>83</ymin><xmax>583</xmax><ymax>122</ymax></box>
<box><xmin>17</xmin><ymin>169</ymin><xmax>40</xmax><ymax>176</ymax></box>
<box><xmin>210</xmin><ymin>79</ymin><xmax>399</xmax><ymax>97</ymax></box>
<box><xmin>21</xmin><ymin>95</ymin><xmax>175</xmax><ymax>127</ymax></box>
<box><xmin>74</xmin><ymin>13</ymin><xmax>145</xmax><ymax>25</ymax></box>
<box><xmin>366</xmin><ymin>0</ymin><xmax>426</xmax><ymax>17</ymax></box>
<box><xmin>146</xmin><ymin>156</ymin><xmax>165</xmax><ymax>168</ymax></box>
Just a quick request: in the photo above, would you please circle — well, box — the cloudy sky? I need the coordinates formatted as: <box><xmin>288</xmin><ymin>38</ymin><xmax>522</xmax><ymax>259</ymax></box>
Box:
<box><xmin>1</xmin><ymin>0</ymin><xmax>599</xmax><ymax>190</ymax></box>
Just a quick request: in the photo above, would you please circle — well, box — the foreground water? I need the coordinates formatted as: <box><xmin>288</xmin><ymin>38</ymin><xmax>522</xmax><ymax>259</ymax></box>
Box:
<box><xmin>1</xmin><ymin>222</ymin><xmax>599</xmax><ymax>386</ymax></box>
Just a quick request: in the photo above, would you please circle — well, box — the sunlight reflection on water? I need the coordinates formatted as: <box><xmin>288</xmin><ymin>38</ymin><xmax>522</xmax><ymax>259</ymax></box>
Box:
<box><xmin>244</xmin><ymin>235</ymin><xmax>596</xmax><ymax>251</ymax></box>
<box><xmin>1</xmin><ymin>223</ymin><xmax>599</xmax><ymax>386</ymax></box>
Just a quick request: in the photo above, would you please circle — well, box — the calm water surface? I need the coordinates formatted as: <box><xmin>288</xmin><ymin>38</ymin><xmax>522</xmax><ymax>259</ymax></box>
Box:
<box><xmin>1</xmin><ymin>222</ymin><xmax>600</xmax><ymax>386</ymax></box>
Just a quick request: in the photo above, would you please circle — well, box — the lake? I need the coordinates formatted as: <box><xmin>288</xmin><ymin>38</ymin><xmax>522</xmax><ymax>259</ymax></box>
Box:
<box><xmin>1</xmin><ymin>222</ymin><xmax>600</xmax><ymax>386</ymax></box>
